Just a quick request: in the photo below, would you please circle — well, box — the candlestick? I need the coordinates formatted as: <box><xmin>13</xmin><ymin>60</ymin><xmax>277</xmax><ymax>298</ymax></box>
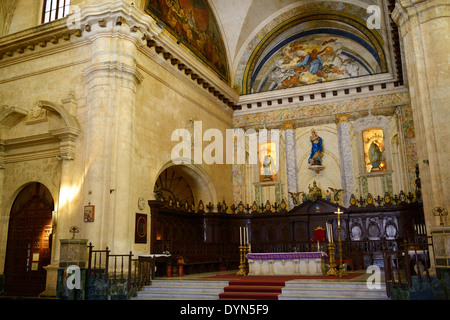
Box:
<box><xmin>326</xmin><ymin>242</ymin><xmax>338</xmax><ymax>276</ymax></box>
<box><xmin>334</xmin><ymin>207</ymin><xmax>347</xmax><ymax>277</ymax></box>
<box><xmin>236</xmin><ymin>243</ymin><xmax>249</xmax><ymax>276</ymax></box>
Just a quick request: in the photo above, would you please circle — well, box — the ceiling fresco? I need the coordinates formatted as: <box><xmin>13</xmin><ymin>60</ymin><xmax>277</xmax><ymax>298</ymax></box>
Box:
<box><xmin>232</xmin><ymin>1</ymin><xmax>387</xmax><ymax>95</ymax></box>
<box><xmin>145</xmin><ymin>0</ymin><xmax>230</xmax><ymax>83</ymax></box>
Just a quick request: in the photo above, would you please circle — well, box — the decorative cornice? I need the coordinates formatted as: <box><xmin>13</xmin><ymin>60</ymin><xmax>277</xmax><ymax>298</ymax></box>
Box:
<box><xmin>0</xmin><ymin>18</ymin><xmax>83</xmax><ymax>61</ymax></box>
<box><xmin>235</xmin><ymin>78</ymin><xmax>408</xmax><ymax>115</ymax></box>
<box><xmin>233</xmin><ymin>90</ymin><xmax>409</xmax><ymax>129</ymax></box>
<box><xmin>0</xmin><ymin>105</ymin><xmax>28</xmax><ymax>127</ymax></box>
<box><xmin>145</xmin><ymin>35</ymin><xmax>239</xmax><ymax>111</ymax></box>
<box><xmin>84</xmin><ymin>61</ymin><xmax>144</xmax><ymax>87</ymax></box>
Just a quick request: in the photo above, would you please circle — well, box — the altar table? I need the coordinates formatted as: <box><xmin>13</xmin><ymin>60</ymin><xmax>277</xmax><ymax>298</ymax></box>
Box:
<box><xmin>246</xmin><ymin>252</ymin><xmax>326</xmax><ymax>276</ymax></box>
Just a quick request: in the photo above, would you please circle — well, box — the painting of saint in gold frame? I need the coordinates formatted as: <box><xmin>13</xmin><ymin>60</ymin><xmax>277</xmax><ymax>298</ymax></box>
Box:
<box><xmin>362</xmin><ymin>128</ymin><xmax>386</xmax><ymax>173</ymax></box>
<box><xmin>84</xmin><ymin>204</ymin><xmax>95</xmax><ymax>222</ymax></box>
<box><xmin>259</xmin><ymin>141</ymin><xmax>278</xmax><ymax>182</ymax></box>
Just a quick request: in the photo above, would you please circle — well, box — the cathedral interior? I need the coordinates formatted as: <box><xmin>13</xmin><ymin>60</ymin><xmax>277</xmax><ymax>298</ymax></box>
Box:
<box><xmin>0</xmin><ymin>0</ymin><xmax>449</xmax><ymax>300</ymax></box>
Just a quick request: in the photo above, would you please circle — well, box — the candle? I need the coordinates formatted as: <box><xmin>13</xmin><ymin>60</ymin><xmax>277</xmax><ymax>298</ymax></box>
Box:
<box><xmin>246</xmin><ymin>227</ymin><xmax>249</xmax><ymax>245</ymax></box>
<box><xmin>240</xmin><ymin>227</ymin><xmax>242</xmax><ymax>245</ymax></box>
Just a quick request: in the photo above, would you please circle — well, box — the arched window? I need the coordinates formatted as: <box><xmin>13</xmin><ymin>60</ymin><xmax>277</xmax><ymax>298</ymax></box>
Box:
<box><xmin>42</xmin><ymin>0</ymin><xmax>70</xmax><ymax>24</ymax></box>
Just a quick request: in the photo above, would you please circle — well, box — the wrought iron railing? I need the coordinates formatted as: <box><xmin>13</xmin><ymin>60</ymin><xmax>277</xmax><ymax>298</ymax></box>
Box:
<box><xmin>86</xmin><ymin>243</ymin><xmax>153</xmax><ymax>299</ymax></box>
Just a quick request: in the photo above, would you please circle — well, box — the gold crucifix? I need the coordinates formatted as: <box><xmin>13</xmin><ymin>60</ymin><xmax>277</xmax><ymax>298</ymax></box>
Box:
<box><xmin>334</xmin><ymin>207</ymin><xmax>347</xmax><ymax>277</ymax></box>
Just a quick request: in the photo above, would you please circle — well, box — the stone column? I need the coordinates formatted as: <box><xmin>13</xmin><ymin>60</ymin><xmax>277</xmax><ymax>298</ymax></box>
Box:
<box><xmin>336</xmin><ymin>113</ymin><xmax>355</xmax><ymax>206</ymax></box>
<box><xmin>283</xmin><ymin>121</ymin><xmax>299</xmax><ymax>209</ymax></box>
<box><xmin>392</xmin><ymin>1</ymin><xmax>450</xmax><ymax>230</ymax></box>
<box><xmin>79</xmin><ymin>3</ymin><xmax>157</xmax><ymax>254</ymax></box>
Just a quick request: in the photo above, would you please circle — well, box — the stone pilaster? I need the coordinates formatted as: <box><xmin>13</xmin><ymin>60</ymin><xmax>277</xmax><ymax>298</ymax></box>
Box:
<box><xmin>283</xmin><ymin>120</ymin><xmax>299</xmax><ymax>209</ymax></box>
<box><xmin>392</xmin><ymin>0</ymin><xmax>450</xmax><ymax>229</ymax></box>
<box><xmin>77</xmin><ymin>2</ymin><xmax>159</xmax><ymax>253</ymax></box>
<box><xmin>336</xmin><ymin>113</ymin><xmax>355</xmax><ymax>206</ymax></box>
<box><xmin>49</xmin><ymin>126</ymin><xmax>80</xmax><ymax>261</ymax></box>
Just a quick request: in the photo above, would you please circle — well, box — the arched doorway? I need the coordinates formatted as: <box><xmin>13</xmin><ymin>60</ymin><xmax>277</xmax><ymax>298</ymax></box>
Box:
<box><xmin>4</xmin><ymin>182</ymin><xmax>54</xmax><ymax>296</ymax></box>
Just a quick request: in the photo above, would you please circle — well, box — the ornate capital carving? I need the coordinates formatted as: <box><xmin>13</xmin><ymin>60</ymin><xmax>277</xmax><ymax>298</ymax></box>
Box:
<box><xmin>335</xmin><ymin>113</ymin><xmax>350</xmax><ymax>124</ymax></box>
<box><xmin>56</xmin><ymin>153</ymin><xmax>75</xmax><ymax>161</ymax></box>
<box><xmin>282</xmin><ymin>120</ymin><xmax>295</xmax><ymax>131</ymax></box>
<box><xmin>50</xmin><ymin>127</ymin><xmax>80</xmax><ymax>162</ymax></box>
<box><xmin>392</xmin><ymin>0</ymin><xmax>449</xmax><ymax>28</ymax></box>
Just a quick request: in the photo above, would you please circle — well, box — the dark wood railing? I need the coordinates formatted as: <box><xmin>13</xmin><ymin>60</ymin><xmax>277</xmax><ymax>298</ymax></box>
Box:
<box><xmin>382</xmin><ymin>235</ymin><xmax>433</xmax><ymax>297</ymax></box>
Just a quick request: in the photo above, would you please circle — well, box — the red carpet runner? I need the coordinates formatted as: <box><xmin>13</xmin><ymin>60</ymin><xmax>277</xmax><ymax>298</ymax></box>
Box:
<box><xmin>209</xmin><ymin>274</ymin><xmax>365</xmax><ymax>300</ymax></box>
<box><xmin>219</xmin><ymin>278</ymin><xmax>287</xmax><ymax>300</ymax></box>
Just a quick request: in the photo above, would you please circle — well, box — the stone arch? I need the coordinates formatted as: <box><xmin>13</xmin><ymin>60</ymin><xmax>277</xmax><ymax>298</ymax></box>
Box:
<box><xmin>37</xmin><ymin>100</ymin><xmax>81</xmax><ymax>131</ymax></box>
<box><xmin>155</xmin><ymin>160</ymin><xmax>217</xmax><ymax>206</ymax></box>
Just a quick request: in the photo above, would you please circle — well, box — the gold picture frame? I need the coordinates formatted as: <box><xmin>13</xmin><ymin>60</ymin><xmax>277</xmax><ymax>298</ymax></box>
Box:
<box><xmin>84</xmin><ymin>204</ymin><xmax>95</xmax><ymax>222</ymax></box>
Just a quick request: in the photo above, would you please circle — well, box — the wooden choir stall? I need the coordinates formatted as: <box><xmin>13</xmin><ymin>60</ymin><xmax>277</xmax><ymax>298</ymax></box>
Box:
<box><xmin>147</xmin><ymin>193</ymin><xmax>425</xmax><ymax>277</ymax></box>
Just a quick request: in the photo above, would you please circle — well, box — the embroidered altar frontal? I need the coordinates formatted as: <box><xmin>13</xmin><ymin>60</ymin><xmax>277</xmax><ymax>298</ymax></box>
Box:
<box><xmin>247</xmin><ymin>252</ymin><xmax>326</xmax><ymax>276</ymax></box>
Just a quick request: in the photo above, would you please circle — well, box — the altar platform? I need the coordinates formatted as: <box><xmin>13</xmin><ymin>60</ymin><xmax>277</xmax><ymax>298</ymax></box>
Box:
<box><xmin>246</xmin><ymin>252</ymin><xmax>326</xmax><ymax>276</ymax></box>
<box><xmin>132</xmin><ymin>269</ymin><xmax>389</xmax><ymax>300</ymax></box>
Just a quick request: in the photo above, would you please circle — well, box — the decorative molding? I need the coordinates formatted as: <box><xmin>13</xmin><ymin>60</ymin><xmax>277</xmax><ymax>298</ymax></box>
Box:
<box><xmin>233</xmin><ymin>90</ymin><xmax>409</xmax><ymax>129</ymax></box>
<box><xmin>26</xmin><ymin>101</ymin><xmax>48</xmax><ymax>125</ymax></box>
<box><xmin>0</xmin><ymin>18</ymin><xmax>83</xmax><ymax>61</ymax></box>
<box><xmin>84</xmin><ymin>61</ymin><xmax>144</xmax><ymax>87</ymax></box>
<box><xmin>235</xmin><ymin>76</ymin><xmax>407</xmax><ymax>114</ymax></box>
<box><xmin>0</xmin><ymin>99</ymin><xmax>81</xmax><ymax>164</ymax></box>
<box><xmin>49</xmin><ymin>127</ymin><xmax>81</xmax><ymax>161</ymax></box>
<box><xmin>145</xmin><ymin>34</ymin><xmax>239</xmax><ymax>111</ymax></box>
<box><xmin>0</xmin><ymin>105</ymin><xmax>27</xmax><ymax>127</ymax></box>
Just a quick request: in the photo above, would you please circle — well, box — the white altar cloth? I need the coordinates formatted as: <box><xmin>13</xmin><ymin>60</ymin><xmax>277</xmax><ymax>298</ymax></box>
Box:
<box><xmin>247</xmin><ymin>252</ymin><xmax>326</xmax><ymax>276</ymax></box>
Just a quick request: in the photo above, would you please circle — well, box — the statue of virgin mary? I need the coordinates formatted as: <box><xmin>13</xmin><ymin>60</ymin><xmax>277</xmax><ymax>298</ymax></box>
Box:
<box><xmin>308</xmin><ymin>129</ymin><xmax>323</xmax><ymax>166</ymax></box>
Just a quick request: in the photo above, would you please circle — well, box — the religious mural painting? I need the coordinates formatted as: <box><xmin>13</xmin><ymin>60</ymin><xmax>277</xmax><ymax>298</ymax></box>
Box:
<box><xmin>145</xmin><ymin>0</ymin><xmax>229</xmax><ymax>83</ymax></box>
<box><xmin>362</xmin><ymin>128</ymin><xmax>386</xmax><ymax>173</ymax></box>
<box><xmin>239</xmin><ymin>1</ymin><xmax>388</xmax><ymax>95</ymax></box>
<box><xmin>250</xmin><ymin>33</ymin><xmax>379</xmax><ymax>93</ymax></box>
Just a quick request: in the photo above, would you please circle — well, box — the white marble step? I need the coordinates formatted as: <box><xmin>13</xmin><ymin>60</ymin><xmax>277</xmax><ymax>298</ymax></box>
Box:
<box><xmin>131</xmin><ymin>277</ymin><xmax>390</xmax><ymax>301</ymax></box>
<box><xmin>131</xmin><ymin>280</ymin><xmax>229</xmax><ymax>300</ymax></box>
<box><xmin>279</xmin><ymin>280</ymin><xmax>389</xmax><ymax>300</ymax></box>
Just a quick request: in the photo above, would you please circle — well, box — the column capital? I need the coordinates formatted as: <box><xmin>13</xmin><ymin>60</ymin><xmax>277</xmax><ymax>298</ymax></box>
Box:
<box><xmin>335</xmin><ymin>113</ymin><xmax>350</xmax><ymax>124</ymax></box>
<box><xmin>392</xmin><ymin>0</ymin><xmax>450</xmax><ymax>28</ymax></box>
<box><xmin>281</xmin><ymin>120</ymin><xmax>295</xmax><ymax>131</ymax></box>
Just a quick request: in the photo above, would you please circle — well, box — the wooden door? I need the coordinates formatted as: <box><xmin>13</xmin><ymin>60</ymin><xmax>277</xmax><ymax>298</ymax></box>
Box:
<box><xmin>4</xmin><ymin>183</ymin><xmax>53</xmax><ymax>296</ymax></box>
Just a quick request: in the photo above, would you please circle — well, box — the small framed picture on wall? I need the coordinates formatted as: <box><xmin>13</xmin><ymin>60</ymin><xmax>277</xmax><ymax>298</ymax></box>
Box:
<box><xmin>135</xmin><ymin>213</ymin><xmax>147</xmax><ymax>243</ymax></box>
<box><xmin>84</xmin><ymin>204</ymin><xmax>95</xmax><ymax>222</ymax></box>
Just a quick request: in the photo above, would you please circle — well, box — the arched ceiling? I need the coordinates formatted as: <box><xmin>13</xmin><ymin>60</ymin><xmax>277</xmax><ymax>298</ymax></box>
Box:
<box><xmin>211</xmin><ymin>0</ymin><xmax>378</xmax><ymax>65</ymax></box>
<box><xmin>145</xmin><ymin>0</ymin><xmax>392</xmax><ymax>95</ymax></box>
